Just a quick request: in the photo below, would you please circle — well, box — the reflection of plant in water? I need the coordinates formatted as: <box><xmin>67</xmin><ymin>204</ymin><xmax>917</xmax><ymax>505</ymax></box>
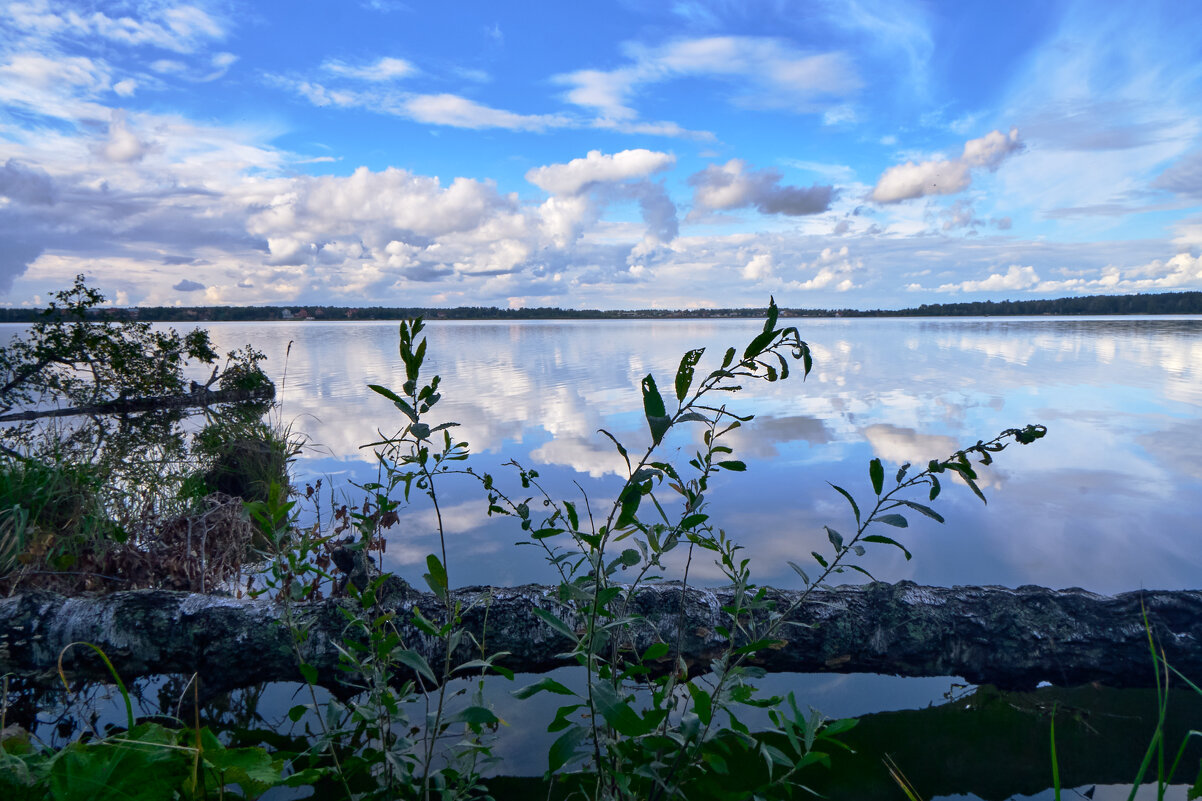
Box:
<box><xmin>0</xmin><ymin>277</ymin><xmax>280</xmax><ymax>594</ymax></box>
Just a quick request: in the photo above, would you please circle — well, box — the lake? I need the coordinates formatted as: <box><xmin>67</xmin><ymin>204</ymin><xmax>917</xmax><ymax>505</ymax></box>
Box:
<box><xmin>8</xmin><ymin>314</ymin><xmax>1202</xmax><ymax>797</ymax></box>
<box><xmin>194</xmin><ymin>315</ymin><xmax>1202</xmax><ymax>595</ymax></box>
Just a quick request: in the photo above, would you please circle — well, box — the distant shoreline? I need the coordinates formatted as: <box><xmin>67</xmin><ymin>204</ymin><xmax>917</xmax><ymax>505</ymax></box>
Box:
<box><xmin>2</xmin><ymin>290</ymin><xmax>1200</xmax><ymax>323</ymax></box>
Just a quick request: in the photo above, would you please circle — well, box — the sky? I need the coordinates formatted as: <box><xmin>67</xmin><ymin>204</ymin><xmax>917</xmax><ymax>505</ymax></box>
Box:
<box><xmin>1</xmin><ymin>0</ymin><xmax>1201</xmax><ymax>311</ymax></box>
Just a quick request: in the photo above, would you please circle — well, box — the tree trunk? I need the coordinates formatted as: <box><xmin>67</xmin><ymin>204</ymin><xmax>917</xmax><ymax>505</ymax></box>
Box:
<box><xmin>2</xmin><ymin>580</ymin><xmax>1197</xmax><ymax>693</ymax></box>
<box><xmin>0</xmin><ymin>385</ymin><xmax>275</xmax><ymax>422</ymax></box>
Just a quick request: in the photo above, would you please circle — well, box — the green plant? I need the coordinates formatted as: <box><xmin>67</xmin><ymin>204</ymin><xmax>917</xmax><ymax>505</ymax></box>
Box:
<box><xmin>4</xmin><ymin>296</ymin><xmax>1052</xmax><ymax>799</ymax></box>
<box><xmin>191</xmin><ymin>418</ymin><xmax>297</xmax><ymax>507</ymax></box>
<box><xmin>0</xmin><ymin>456</ymin><xmax>120</xmax><ymax>575</ymax></box>
<box><xmin>0</xmin><ymin>275</ymin><xmax>219</xmax><ymax>416</ymax></box>
<box><xmin>1049</xmin><ymin>607</ymin><xmax>1202</xmax><ymax>801</ymax></box>
<box><xmin>449</xmin><ymin>298</ymin><xmax>1045</xmax><ymax>800</ymax></box>
<box><xmin>0</xmin><ymin>277</ymin><xmax>280</xmax><ymax>592</ymax></box>
<box><xmin>0</xmin><ymin>642</ymin><xmax>316</xmax><ymax>800</ymax></box>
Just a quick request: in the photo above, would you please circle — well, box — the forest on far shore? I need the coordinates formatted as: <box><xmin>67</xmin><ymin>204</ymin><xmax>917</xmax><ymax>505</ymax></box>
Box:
<box><xmin>1</xmin><ymin>289</ymin><xmax>1200</xmax><ymax>324</ymax></box>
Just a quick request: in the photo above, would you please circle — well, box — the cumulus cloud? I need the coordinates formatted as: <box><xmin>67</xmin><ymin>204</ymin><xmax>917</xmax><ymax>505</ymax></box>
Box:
<box><xmin>173</xmin><ymin>279</ymin><xmax>205</xmax><ymax>291</ymax></box>
<box><xmin>527</xmin><ymin>150</ymin><xmax>680</xmax><ymax>257</ymax></box>
<box><xmin>935</xmin><ymin>264</ymin><xmax>1039</xmax><ymax>293</ymax></box>
<box><xmin>526</xmin><ymin>149</ymin><xmax>675</xmax><ymax>195</ymax></box>
<box><xmin>871</xmin><ymin>128</ymin><xmax>1022</xmax><ymax>203</ymax></box>
<box><xmin>739</xmin><ymin>244</ymin><xmax>860</xmax><ymax>292</ymax></box>
<box><xmin>688</xmin><ymin>159</ymin><xmax>833</xmax><ymax>217</ymax></box>
<box><xmin>743</xmin><ymin>253</ymin><xmax>774</xmax><ymax>281</ymax></box>
<box><xmin>98</xmin><ymin>110</ymin><xmax>149</xmax><ymax>163</ymax></box>
<box><xmin>915</xmin><ymin>251</ymin><xmax>1202</xmax><ymax>297</ymax></box>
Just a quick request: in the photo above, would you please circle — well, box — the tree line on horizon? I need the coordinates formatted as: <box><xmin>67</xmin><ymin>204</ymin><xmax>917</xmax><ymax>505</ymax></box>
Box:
<box><xmin>1</xmin><ymin>289</ymin><xmax>1200</xmax><ymax>323</ymax></box>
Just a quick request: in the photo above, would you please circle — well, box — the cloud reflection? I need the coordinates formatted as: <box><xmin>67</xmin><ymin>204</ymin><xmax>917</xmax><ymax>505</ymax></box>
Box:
<box><xmin>197</xmin><ymin>317</ymin><xmax>1202</xmax><ymax>594</ymax></box>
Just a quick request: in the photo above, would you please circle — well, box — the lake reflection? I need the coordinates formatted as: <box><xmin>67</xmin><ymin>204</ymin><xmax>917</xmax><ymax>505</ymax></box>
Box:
<box><xmin>196</xmin><ymin>316</ymin><xmax>1202</xmax><ymax>595</ymax></box>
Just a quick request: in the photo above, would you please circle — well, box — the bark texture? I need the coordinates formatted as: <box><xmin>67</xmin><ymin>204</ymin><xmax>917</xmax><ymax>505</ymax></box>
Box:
<box><xmin>2</xmin><ymin>580</ymin><xmax>1197</xmax><ymax>692</ymax></box>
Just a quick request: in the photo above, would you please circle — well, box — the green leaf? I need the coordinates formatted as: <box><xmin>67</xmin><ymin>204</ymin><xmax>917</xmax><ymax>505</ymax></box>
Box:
<box><xmin>298</xmin><ymin>663</ymin><xmax>318</xmax><ymax>685</ymax></box>
<box><xmin>423</xmin><ymin>554</ymin><xmax>448</xmax><ymax>599</ymax></box>
<box><xmin>592</xmin><ymin>681</ymin><xmax>653</xmax><ymax>736</ymax></box>
<box><xmin>598</xmin><ymin>429</ymin><xmax>629</xmax><ymax>464</ymax></box>
<box><xmin>863</xmin><ymin>534</ymin><xmax>912</xmax><ymax>560</ymax></box>
<box><xmin>564</xmin><ymin>501</ymin><xmax>579</xmax><ymax>531</ymax></box>
<box><xmin>872</xmin><ymin>513</ymin><xmax>908</xmax><ymax>528</ymax></box>
<box><xmin>287</xmin><ymin>704</ymin><xmax>307</xmax><ymax>722</ymax></box>
<box><xmin>641</xmin><ymin>374</ymin><xmax>671</xmax><ymax>445</ymax></box>
<box><xmin>680</xmin><ymin>512</ymin><xmax>708</xmax><ymax>529</ymax></box>
<box><xmin>963</xmin><ymin>474</ymin><xmax>988</xmax><ymax>504</ymax></box>
<box><xmin>687</xmin><ymin>681</ymin><xmax>713</xmax><ymax>725</ymax></box>
<box><xmin>869</xmin><ymin>458</ymin><xmax>884</xmax><ymax>495</ymax></box>
<box><xmin>828</xmin><ymin>483</ymin><xmax>861</xmax><ymax>524</ymax></box>
<box><xmin>897</xmin><ymin>499</ymin><xmax>945</xmax><ymax>524</ymax></box>
<box><xmin>675</xmin><ymin>348</ymin><xmax>705</xmax><ymax>402</ymax></box>
<box><xmin>642</xmin><ymin>642</ymin><xmax>670</xmax><ymax>661</ymax></box>
<box><xmin>532</xmin><ymin>607</ymin><xmax>579</xmax><ymax>643</ymax></box>
<box><xmin>618</xmin><ymin>548</ymin><xmax>640</xmax><ymax>567</ymax></box>
<box><xmin>787</xmin><ymin>560</ymin><xmax>811</xmax><ymax>585</ymax></box>
<box><xmin>513</xmin><ymin>676</ymin><xmax>577</xmax><ymax>699</ymax></box>
<box><xmin>716</xmin><ymin>460</ymin><xmax>747</xmax><ymax>471</ymax></box>
<box><xmin>743</xmin><ymin>329</ymin><xmax>776</xmax><ymax>361</ymax></box>
<box><xmin>763</xmin><ymin>295</ymin><xmax>780</xmax><ymax>334</ymax></box>
<box><xmin>825</xmin><ymin>526</ymin><xmax>844</xmax><ymax>550</ymax></box>
<box><xmin>367</xmin><ymin>383</ymin><xmax>404</xmax><ymax>404</ymax></box>
<box><xmin>548</xmin><ymin>727</ymin><xmax>586</xmax><ymax>772</ymax></box>
<box><xmin>452</xmin><ymin>705</ymin><xmax>500</xmax><ymax>727</ymax></box>
<box><xmin>393</xmin><ymin>649</ymin><xmax>437</xmax><ymax>684</ymax></box>
<box><xmin>616</xmin><ymin>483</ymin><xmax>642</xmax><ymax>529</ymax></box>
<box><xmin>811</xmin><ymin>551</ymin><xmax>828</xmax><ymax>568</ymax></box>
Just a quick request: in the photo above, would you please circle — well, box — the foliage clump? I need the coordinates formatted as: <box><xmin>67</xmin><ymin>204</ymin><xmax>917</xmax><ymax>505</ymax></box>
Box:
<box><xmin>0</xmin><ymin>277</ymin><xmax>281</xmax><ymax>594</ymax></box>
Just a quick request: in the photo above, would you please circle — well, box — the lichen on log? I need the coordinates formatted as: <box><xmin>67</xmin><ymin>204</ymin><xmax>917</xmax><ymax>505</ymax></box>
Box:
<box><xmin>2</xmin><ymin>580</ymin><xmax>1199</xmax><ymax>693</ymax></box>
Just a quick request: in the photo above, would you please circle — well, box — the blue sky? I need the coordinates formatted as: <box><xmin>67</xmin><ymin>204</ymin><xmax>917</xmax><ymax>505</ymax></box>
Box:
<box><xmin>1</xmin><ymin>0</ymin><xmax>1201</xmax><ymax>310</ymax></box>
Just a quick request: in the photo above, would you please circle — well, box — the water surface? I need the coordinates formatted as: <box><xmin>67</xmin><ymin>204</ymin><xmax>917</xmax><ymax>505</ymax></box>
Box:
<box><xmin>190</xmin><ymin>315</ymin><xmax>1202</xmax><ymax>595</ymax></box>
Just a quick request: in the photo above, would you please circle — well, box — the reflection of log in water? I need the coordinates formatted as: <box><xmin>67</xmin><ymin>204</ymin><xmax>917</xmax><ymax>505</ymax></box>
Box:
<box><xmin>0</xmin><ymin>384</ymin><xmax>275</xmax><ymax>422</ymax></box>
<box><xmin>4</xmin><ymin>580</ymin><xmax>1201</xmax><ymax>692</ymax></box>
<box><xmin>485</xmin><ymin>684</ymin><xmax>1202</xmax><ymax>800</ymax></box>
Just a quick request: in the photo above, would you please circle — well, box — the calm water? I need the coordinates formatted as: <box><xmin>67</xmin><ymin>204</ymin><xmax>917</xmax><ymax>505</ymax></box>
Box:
<box><xmin>190</xmin><ymin>316</ymin><xmax>1202</xmax><ymax>596</ymax></box>
<box><xmin>9</xmin><ymin>315</ymin><xmax>1202</xmax><ymax>794</ymax></box>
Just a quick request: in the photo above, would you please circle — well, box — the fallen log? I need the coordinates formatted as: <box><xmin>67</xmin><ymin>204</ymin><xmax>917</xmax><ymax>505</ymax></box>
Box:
<box><xmin>0</xmin><ymin>384</ymin><xmax>275</xmax><ymax>422</ymax></box>
<box><xmin>2</xmin><ymin>580</ymin><xmax>1198</xmax><ymax>693</ymax></box>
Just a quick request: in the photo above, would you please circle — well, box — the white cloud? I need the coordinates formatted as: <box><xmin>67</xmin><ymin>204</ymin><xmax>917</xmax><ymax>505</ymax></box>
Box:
<box><xmin>554</xmin><ymin>35</ymin><xmax>860</xmax><ymax>127</ymax></box>
<box><xmin>743</xmin><ymin>253</ymin><xmax>774</xmax><ymax>281</ymax></box>
<box><xmin>935</xmin><ymin>264</ymin><xmax>1040</xmax><ymax>293</ymax></box>
<box><xmin>8</xmin><ymin>0</ymin><xmax>226</xmax><ymax>54</ymax></box>
<box><xmin>525</xmin><ymin>150</ymin><xmax>680</xmax><ymax>258</ymax></box>
<box><xmin>323</xmin><ymin>56</ymin><xmax>415</xmax><ymax>82</ymax></box>
<box><xmin>689</xmin><ymin>159</ymin><xmax>833</xmax><ymax>217</ymax></box>
<box><xmin>871</xmin><ymin>128</ymin><xmax>1023</xmax><ymax>203</ymax></box>
<box><xmin>98</xmin><ymin>109</ymin><xmax>149</xmax><ymax>163</ymax></box>
<box><xmin>269</xmin><ymin>73</ymin><xmax>575</xmax><ymax>132</ymax></box>
<box><xmin>402</xmin><ymin>93</ymin><xmax>566</xmax><ymax>130</ymax></box>
<box><xmin>525</xmin><ymin>149</ymin><xmax>675</xmax><ymax>196</ymax></box>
